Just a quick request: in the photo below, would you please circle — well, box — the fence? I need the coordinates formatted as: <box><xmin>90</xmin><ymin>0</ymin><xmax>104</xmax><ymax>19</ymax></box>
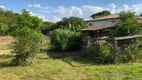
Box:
<box><xmin>86</xmin><ymin>34</ymin><xmax>142</xmax><ymax>53</ymax></box>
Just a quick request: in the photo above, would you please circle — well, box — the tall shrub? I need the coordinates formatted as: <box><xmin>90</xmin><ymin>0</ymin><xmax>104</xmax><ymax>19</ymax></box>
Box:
<box><xmin>83</xmin><ymin>44</ymin><xmax>113</xmax><ymax>64</ymax></box>
<box><xmin>11</xmin><ymin>27</ymin><xmax>43</xmax><ymax>65</ymax></box>
<box><xmin>49</xmin><ymin>29</ymin><xmax>81</xmax><ymax>52</ymax></box>
<box><xmin>115</xmin><ymin>40</ymin><xmax>142</xmax><ymax>63</ymax></box>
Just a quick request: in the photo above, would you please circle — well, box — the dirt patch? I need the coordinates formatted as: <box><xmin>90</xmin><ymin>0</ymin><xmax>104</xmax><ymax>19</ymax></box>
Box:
<box><xmin>0</xmin><ymin>36</ymin><xmax>14</xmax><ymax>44</ymax></box>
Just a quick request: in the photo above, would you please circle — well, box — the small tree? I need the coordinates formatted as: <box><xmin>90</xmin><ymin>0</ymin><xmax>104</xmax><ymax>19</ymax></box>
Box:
<box><xmin>11</xmin><ymin>9</ymin><xmax>44</xmax><ymax>65</ymax></box>
<box><xmin>12</xmin><ymin>27</ymin><xmax>43</xmax><ymax>65</ymax></box>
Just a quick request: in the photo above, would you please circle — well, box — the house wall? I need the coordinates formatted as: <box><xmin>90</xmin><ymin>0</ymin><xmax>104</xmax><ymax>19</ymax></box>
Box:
<box><xmin>87</xmin><ymin>19</ymin><xmax>118</xmax><ymax>27</ymax></box>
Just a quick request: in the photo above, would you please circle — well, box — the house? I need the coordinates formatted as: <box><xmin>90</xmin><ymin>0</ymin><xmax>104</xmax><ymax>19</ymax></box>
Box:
<box><xmin>79</xmin><ymin>14</ymin><xmax>142</xmax><ymax>40</ymax></box>
<box><xmin>79</xmin><ymin>14</ymin><xmax>119</xmax><ymax>41</ymax></box>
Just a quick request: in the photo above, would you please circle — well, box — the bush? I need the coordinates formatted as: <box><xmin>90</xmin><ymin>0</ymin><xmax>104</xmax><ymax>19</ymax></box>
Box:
<box><xmin>11</xmin><ymin>27</ymin><xmax>43</xmax><ymax>65</ymax></box>
<box><xmin>83</xmin><ymin>40</ymin><xmax>142</xmax><ymax>64</ymax></box>
<box><xmin>49</xmin><ymin>29</ymin><xmax>81</xmax><ymax>52</ymax></box>
<box><xmin>115</xmin><ymin>40</ymin><xmax>142</xmax><ymax>63</ymax></box>
<box><xmin>83</xmin><ymin>44</ymin><xmax>113</xmax><ymax>64</ymax></box>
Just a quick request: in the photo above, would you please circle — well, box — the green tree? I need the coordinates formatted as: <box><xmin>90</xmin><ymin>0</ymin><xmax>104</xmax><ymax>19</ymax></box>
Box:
<box><xmin>11</xmin><ymin>9</ymin><xmax>44</xmax><ymax>65</ymax></box>
<box><xmin>109</xmin><ymin>11</ymin><xmax>142</xmax><ymax>37</ymax></box>
<box><xmin>55</xmin><ymin>17</ymin><xmax>87</xmax><ymax>31</ymax></box>
<box><xmin>41</xmin><ymin>22</ymin><xmax>55</xmax><ymax>35</ymax></box>
<box><xmin>11</xmin><ymin>9</ymin><xmax>43</xmax><ymax>36</ymax></box>
<box><xmin>90</xmin><ymin>10</ymin><xmax>111</xmax><ymax>19</ymax></box>
<box><xmin>12</xmin><ymin>27</ymin><xmax>43</xmax><ymax>65</ymax></box>
<box><xmin>0</xmin><ymin>9</ymin><xmax>18</xmax><ymax>35</ymax></box>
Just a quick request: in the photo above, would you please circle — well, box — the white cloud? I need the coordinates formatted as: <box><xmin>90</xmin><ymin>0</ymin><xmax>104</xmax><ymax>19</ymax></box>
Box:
<box><xmin>28</xmin><ymin>4</ymin><xmax>32</xmax><ymax>7</ymax></box>
<box><xmin>0</xmin><ymin>5</ymin><xmax>5</xmax><ymax>9</ymax></box>
<box><xmin>81</xmin><ymin>5</ymin><xmax>108</xmax><ymax>18</ymax></box>
<box><xmin>82</xmin><ymin>5</ymin><xmax>107</xmax><ymax>13</ymax></box>
<box><xmin>108</xmin><ymin>3</ymin><xmax>116</xmax><ymax>13</ymax></box>
<box><xmin>55</xmin><ymin>5</ymin><xmax>66</xmax><ymax>15</ymax></box>
<box><xmin>55</xmin><ymin>5</ymin><xmax>83</xmax><ymax>17</ymax></box>
<box><xmin>28</xmin><ymin>3</ymin><xmax>142</xmax><ymax>22</ymax></box>
<box><xmin>53</xmin><ymin>16</ymin><xmax>61</xmax><ymax>22</ymax></box>
<box><xmin>29</xmin><ymin>11</ymin><xmax>48</xmax><ymax>21</ymax></box>
<box><xmin>131</xmin><ymin>4</ymin><xmax>142</xmax><ymax>13</ymax></box>
<box><xmin>28</xmin><ymin>4</ymin><xmax>41</xmax><ymax>8</ymax></box>
<box><xmin>41</xmin><ymin>7</ymin><xmax>50</xmax><ymax>9</ymax></box>
<box><xmin>68</xmin><ymin>6</ymin><xmax>83</xmax><ymax>17</ymax></box>
<box><xmin>123</xmin><ymin>4</ymin><xmax>130</xmax><ymax>11</ymax></box>
<box><xmin>28</xmin><ymin>4</ymin><xmax>50</xmax><ymax>10</ymax></box>
<box><xmin>117</xmin><ymin>4</ymin><xmax>142</xmax><ymax>14</ymax></box>
<box><xmin>39</xmin><ymin>10</ymin><xmax>51</xmax><ymax>13</ymax></box>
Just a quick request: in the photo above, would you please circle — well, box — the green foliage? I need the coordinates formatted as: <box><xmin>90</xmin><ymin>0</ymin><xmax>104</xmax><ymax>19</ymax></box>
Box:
<box><xmin>10</xmin><ymin>9</ymin><xmax>44</xmax><ymax>66</ymax></box>
<box><xmin>49</xmin><ymin>29</ymin><xmax>81</xmax><ymax>52</ymax></box>
<box><xmin>41</xmin><ymin>22</ymin><xmax>55</xmax><ymax>35</ymax></box>
<box><xmin>0</xmin><ymin>8</ymin><xmax>18</xmax><ymax>36</ymax></box>
<box><xmin>108</xmin><ymin>11</ymin><xmax>142</xmax><ymax>37</ymax></box>
<box><xmin>55</xmin><ymin>17</ymin><xmax>87</xmax><ymax>31</ymax></box>
<box><xmin>83</xmin><ymin>44</ymin><xmax>113</xmax><ymax>64</ymax></box>
<box><xmin>11</xmin><ymin>27</ymin><xmax>43</xmax><ymax>65</ymax></box>
<box><xmin>84</xmin><ymin>40</ymin><xmax>142</xmax><ymax>64</ymax></box>
<box><xmin>0</xmin><ymin>9</ymin><xmax>43</xmax><ymax>36</ymax></box>
<box><xmin>115</xmin><ymin>40</ymin><xmax>142</xmax><ymax>63</ymax></box>
<box><xmin>90</xmin><ymin>10</ymin><xmax>111</xmax><ymax>19</ymax></box>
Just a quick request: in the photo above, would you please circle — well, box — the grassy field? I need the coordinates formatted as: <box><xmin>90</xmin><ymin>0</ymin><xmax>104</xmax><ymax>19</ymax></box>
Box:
<box><xmin>1</xmin><ymin>36</ymin><xmax>142</xmax><ymax>80</ymax></box>
<box><xmin>0</xmin><ymin>53</ymin><xmax>142</xmax><ymax>80</ymax></box>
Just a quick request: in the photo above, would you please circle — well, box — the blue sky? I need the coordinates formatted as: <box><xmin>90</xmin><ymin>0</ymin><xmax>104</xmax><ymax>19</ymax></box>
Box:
<box><xmin>1</xmin><ymin>0</ymin><xmax>142</xmax><ymax>22</ymax></box>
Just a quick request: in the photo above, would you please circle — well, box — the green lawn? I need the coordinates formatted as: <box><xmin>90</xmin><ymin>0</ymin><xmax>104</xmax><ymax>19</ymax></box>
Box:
<box><xmin>0</xmin><ymin>53</ymin><xmax>142</xmax><ymax>80</ymax></box>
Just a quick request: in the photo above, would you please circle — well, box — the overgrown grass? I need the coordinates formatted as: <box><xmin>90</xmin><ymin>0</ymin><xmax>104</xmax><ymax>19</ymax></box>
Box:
<box><xmin>1</xmin><ymin>43</ymin><xmax>142</xmax><ymax>80</ymax></box>
<box><xmin>0</xmin><ymin>53</ymin><xmax>142</xmax><ymax>80</ymax></box>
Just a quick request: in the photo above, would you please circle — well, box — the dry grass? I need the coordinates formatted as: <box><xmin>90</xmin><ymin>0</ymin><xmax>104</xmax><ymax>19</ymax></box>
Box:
<box><xmin>0</xmin><ymin>50</ymin><xmax>11</xmax><ymax>55</ymax></box>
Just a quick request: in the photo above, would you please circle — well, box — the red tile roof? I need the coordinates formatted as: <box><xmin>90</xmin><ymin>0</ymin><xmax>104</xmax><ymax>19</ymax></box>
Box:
<box><xmin>86</xmin><ymin>14</ymin><xmax>119</xmax><ymax>22</ymax></box>
<box><xmin>79</xmin><ymin>25</ymin><xmax>115</xmax><ymax>31</ymax></box>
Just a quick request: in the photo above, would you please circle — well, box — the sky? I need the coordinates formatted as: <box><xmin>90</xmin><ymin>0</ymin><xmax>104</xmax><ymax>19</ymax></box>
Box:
<box><xmin>0</xmin><ymin>0</ymin><xmax>142</xmax><ymax>22</ymax></box>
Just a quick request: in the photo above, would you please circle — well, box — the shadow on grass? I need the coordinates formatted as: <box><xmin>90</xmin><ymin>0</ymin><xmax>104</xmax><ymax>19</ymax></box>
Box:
<box><xmin>0</xmin><ymin>55</ymin><xmax>13</xmax><ymax>68</ymax></box>
<box><xmin>46</xmin><ymin>51</ymin><xmax>103</xmax><ymax>67</ymax></box>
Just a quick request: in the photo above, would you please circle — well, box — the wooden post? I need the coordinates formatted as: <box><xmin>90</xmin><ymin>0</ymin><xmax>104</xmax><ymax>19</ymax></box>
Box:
<box><xmin>87</xmin><ymin>36</ymin><xmax>91</xmax><ymax>47</ymax></box>
<box><xmin>113</xmin><ymin>38</ymin><xmax>118</xmax><ymax>59</ymax></box>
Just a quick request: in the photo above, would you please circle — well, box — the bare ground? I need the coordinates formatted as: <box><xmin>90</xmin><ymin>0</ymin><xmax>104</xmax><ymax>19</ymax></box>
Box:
<box><xmin>0</xmin><ymin>36</ymin><xmax>13</xmax><ymax>55</ymax></box>
<box><xmin>0</xmin><ymin>36</ymin><xmax>14</xmax><ymax>44</ymax></box>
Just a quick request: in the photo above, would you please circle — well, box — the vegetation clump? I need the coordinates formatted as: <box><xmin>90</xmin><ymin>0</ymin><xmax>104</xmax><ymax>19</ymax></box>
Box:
<box><xmin>83</xmin><ymin>44</ymin><xmax>113</xmax><ymax>64</ymax></box>
<box><xmin>11</xmin><ymin>9</ymin><xmax>44</xmax><ymax>65</ymax></box>
<box><xmin>49</xmin><ymin>29</ymin><xmax>81</xmax><ymax>52</ymax></box>
<box><xmin>12</xmin><ymin>27</ymin><xmax>43</xmax><ymax>65</ymax></box>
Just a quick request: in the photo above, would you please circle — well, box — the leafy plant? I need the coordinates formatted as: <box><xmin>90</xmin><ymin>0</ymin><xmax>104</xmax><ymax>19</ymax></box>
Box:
<box><xmin>83</xmin><ymin>44</ymin><xmax>113</xmax><ymax>64</ymax></box>
<box><xmin>115</xmin><ymin>40</ymin><xmax>142</xmax><ymax>63</ymax></box>
<box><xmin>49</xmin><ymin>29</ymin><xmax>81</xmax><ymax>52</ymax></box>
